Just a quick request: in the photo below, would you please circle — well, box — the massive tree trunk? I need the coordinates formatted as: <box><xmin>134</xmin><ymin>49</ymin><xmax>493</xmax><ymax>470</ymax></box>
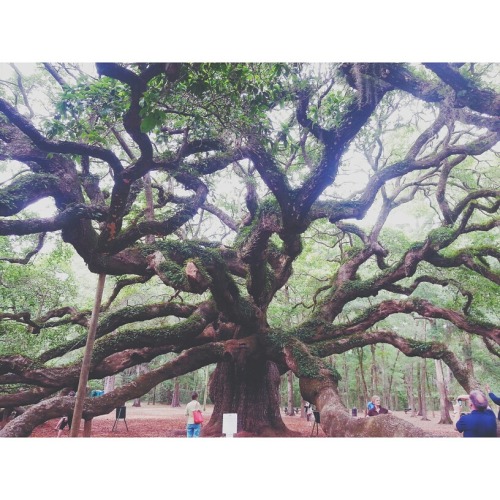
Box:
<box><xmin>203</xmin><ymin>358</ymin><xmax>295</xmax><ymax>437</ymax></box>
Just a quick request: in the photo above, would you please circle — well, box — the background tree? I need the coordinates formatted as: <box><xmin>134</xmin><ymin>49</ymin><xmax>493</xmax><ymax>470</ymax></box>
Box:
<box><xmin>0</xmin><ymin>62</ymin><xmax>499</xmax><ymax>437</ymax></box>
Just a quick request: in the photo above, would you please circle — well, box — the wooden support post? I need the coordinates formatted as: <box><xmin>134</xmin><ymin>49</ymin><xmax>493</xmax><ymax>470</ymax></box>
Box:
<box><xmin>70</xmin><ymin>273</ymin><xmax>106</xmax><ymax>437</ymax></box>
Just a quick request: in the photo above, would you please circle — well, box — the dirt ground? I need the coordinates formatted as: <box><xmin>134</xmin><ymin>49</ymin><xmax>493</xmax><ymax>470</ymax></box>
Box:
<box><xmin>29</xmin><ymin>404</ymin><xmax>461</xmax><ymax>438</ymax></box>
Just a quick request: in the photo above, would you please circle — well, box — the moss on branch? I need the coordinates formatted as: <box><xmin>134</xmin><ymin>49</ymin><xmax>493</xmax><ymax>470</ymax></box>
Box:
<box><xmin>0</xmin><ymin>173</ymin><xmax>59</xmax><ymax>215</ymax></box>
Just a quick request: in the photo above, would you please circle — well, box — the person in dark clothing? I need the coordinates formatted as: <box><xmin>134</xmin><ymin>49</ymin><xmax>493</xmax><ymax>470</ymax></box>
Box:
<box><xmin>455</xmin><ymin>390</ymin><xmax>497</xmax><ymax>438</ymax></box>
<box><xmin>55</xmin><ymin>390</ymin><xmax>75</xmax><ymax>437</ymax></box>
<box><xmin>367</xmin><ymin>395</ymin><xmax>391</xmax><ymax>416</ymax></box>
<box><xmin>55</xmin><ymin>413</ymin><xmax>73</xmax><ymax>437</ymax></box>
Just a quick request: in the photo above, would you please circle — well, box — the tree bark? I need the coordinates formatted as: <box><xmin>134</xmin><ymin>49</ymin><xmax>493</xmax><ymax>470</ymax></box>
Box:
<box><xmin>203</xmin><ymin>358</ymin><xmax>294</xmax><ymax>437</ymax></box>
<box><xmin>132</xmin><ymin>365</ymin><xmax>143</xmax><ymax>407</ymax></box>
<box><xmin>104</xmin><ymin>375</ymin><xmax>115</xmax><ymax>394</ymax></box>
<box><xmin>463</xmin><ymin>333</ymin><xmax>475</xmax><ymax>377</ymax></box>
<box><xmin>299</xmin><ymin>368</ymin><xmax>427</xmax><ymax>437</ymax></box>
<box><xmin>434</xmin><ymin>359</ymin><xmax>453</xmax><ymax>424</ymax></box>
<box><xmin>419</xmin><ymin>358</ymin><xmax>430</xmax><ymax>421</ymax></box>
<box><xmin>83</xmin><ymin>418</ymin><xmax>93</xmax><ymax>437</ymax></box>
<box><xmin>171</xmin><ymin>378</ymin><xmax>180</xmax><ymax>407</ymax></box>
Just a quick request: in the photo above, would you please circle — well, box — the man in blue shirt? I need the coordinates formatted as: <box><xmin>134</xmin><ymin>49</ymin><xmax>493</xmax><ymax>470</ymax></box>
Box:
<box><xmin>455</xmin><ymin>390</ymin><xmax>497</xmax><ymax>438</ymax></box>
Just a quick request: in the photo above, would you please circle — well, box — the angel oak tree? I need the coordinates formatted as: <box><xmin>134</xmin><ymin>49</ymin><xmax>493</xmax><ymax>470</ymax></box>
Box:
<box><xmin>0</xmin><ymin>63</ymin><xmax>499</xmax><ymax>437</ymax></box>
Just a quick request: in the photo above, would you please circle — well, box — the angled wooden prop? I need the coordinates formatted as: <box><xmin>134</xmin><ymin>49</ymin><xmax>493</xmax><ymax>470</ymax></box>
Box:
<box><xmin>70</xmin><ymin>273</ymin><xmax>106</xmax><ymax>437</ymax></box>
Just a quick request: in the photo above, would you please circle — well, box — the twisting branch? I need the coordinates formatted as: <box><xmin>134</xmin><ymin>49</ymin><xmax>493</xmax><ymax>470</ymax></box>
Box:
<box><xmin>0</xmin><ymin>232</ymin><xmax>46</xmax><ymax>264</ymax></box>
<box><xmin>42</xmin><ymin>63</ymin><xmax>68</xmax><ymax>88</ymax></box>
<box><xmin>37</xmin><ymin>300</ymin><xmax>201</xmax><ymax>363</ymax></box>
<box><xmin>9</xmin><ymin>64</ymin><xmax>35</xmax><ymax>118</ymax></box>
<box><xmin>96</xmin><ymin>63</ymin><xmax>165</xmax><ymax>161</ymax></box>
<box><xmin>101</xmin><ymin>275</ymin><xmax>152</xmax><ymax>311</ymax></box>
<box><xmin>308</xmin><ymin>298</ymin><xmax>500</xmax><ymax>345</ymax></box>
<box><xmin>383</xmin><ymin>275</ymin><xmax>474</xmax><ymax>313</ymax></box>
<box><xmin>423</xmin><ymin>63</ymin><xmax>500</xmax><ymax>116</ymax></box>
<box><xmin>0</xmin><ymin>204</ymin><xmax>108</xmax><ymax>236</ymax></box>
<box><xmin>0</xmin><ymin>98</ymin><xmax>124</xmax><ymax>174</ymax></box>
<box><xmin>309</xmin><ymin>329</ymin><xmax>478</xmax><ymax>392</ymax></box>
<box><xmin>0</xmin><ymin>312</ymin><xmax>40</xmax><ymax>332</ymax></box>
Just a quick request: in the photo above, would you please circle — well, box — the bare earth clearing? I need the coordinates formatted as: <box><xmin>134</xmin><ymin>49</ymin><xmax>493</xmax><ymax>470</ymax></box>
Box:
<box><xmin>30</xmin><ymin>404</ymin><xmax>460</xmax><ymax>438</ymax></box>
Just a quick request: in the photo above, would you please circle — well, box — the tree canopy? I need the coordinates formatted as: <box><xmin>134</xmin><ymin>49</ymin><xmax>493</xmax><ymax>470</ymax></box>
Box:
<box><xmin>0</xmin><ymin>62</ymin><xmax>499</xmax><ymax>437</ymax></box>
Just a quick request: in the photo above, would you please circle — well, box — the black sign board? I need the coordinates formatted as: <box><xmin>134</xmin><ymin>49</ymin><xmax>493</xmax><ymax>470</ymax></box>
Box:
<box><xmin>116</xmin><ymin>406</ymin><xmax>126</xmax><ymax>419</ymax></box>
<box><xmin>112</xmin><ymin>406</ymin><xmax>129</xmax><ymax>431</ymax></box>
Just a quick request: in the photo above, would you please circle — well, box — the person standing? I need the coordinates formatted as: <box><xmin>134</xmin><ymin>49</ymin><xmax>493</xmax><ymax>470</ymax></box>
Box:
<box><xmin>455</xmin><ymin>390</ymin><xmax>497</xmax><ymax>437</ymax></box>
<box><xmin>185</xmin><ymin>391</ymin><xmax>202</xmax><ymax>438</ymax></box>
<box><xmin>304</xmin><ymin>401</ymin><xmax>311</xmax><ymax>421</ymax></box>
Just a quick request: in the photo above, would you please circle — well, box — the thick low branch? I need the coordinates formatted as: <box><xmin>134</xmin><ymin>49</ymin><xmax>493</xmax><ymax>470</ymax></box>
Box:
<box><xmin>283</xmin><ymin>339</ymin><xmax>427</xmax><ymax>437</ymax></box>
<box><xmin>0</xmin><ymin>98</ymin><xmax>124</xmax><ymax>174</ymax></box>
<box><xmin>424</xmin><ymin>63</ymin><xmax>500</xmax><ymax>116</ymax></box>
<box><xmin>0</xmin><ymin>342</ymin><xmax>224</xmax><ymax>437</ymax></box>
<box><xmin>0</xmin><ymin>312</ymin><xmax>40</xmax><ymax>331</ymax></box>
<box><xmin>0</xmin><ymin>204</ymin><xmax>107</xmax><ymax>236</ymax></box>
<box><xmin>310</xmin><ymin>329</ymin><xmax>478</xmax><ymax>393</ymax></box>
<box><xmin>38</xmin><ymin>301</ymin><xmax>202</xmax><ymax>363</ymax></box>
<box><xmin>427</xmin><ymin>249</ymin><xmax>500</xmax><ymax>286</ymax></box>
<box><xmin>0</xmin><ymin>387</ymin><xmax>58</xmax><ymax>408</ymax></box>
<box><xmin>312</xmin><ymin>298</ymin><xmax>500</xmax><ymax>345</ymax></box>
<box><xmin>99</xmin><ymin>175</ymin><xmax>209</xmax><ymax>255</ymax></box>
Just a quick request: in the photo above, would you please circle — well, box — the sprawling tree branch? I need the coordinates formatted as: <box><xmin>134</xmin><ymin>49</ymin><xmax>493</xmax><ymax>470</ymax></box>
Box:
<box><xmin>1</xmin><ymin>63</ymin><xmax>498</xmax><ymax>438</ymax></box>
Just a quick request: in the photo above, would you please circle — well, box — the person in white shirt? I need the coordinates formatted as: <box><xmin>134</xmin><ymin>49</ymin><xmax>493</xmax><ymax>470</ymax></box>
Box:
<box><xmin>185</xmin><ymin>391</ymin><xmax>202</xmax><ymax>437</ymax></box>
